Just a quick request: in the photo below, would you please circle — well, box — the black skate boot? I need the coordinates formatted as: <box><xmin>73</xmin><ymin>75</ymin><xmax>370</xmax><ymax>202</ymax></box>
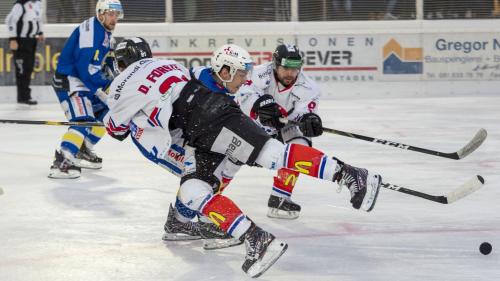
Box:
<box><xmin>162</xmin><ymin>204</ymin><xmax>201</xmax><ymax>241</ymax></box>
<box><xmin>267</xmin><ymin>195</ymin><xmax>301</xmax><ymax>219</ymax></box>
<box><xmin>198</xmin><ymin>220</ymin><xmax>244</xmax><ymax>250</ymax></box>
<box><xmin>48</xmin><ymin>150</ymin><xmax>81</xmax><ymax>179</ymax></box>
<box><xmin>75</xmin><ymin>143</ymin><xmax>103</xmax><ymax>169</ymax></box>
<box><xmin>334</xmin><ymin>158</ymin><xmax>382</xmax><ymax>212</ymax></box>
<box><xmin>17</xmin><ymin>98</ymin><xmax>38</xmax><ymax>108</ymax></box>
<box><xmin>241</xmin><ymin>224</ymin><xmax>288</xmax><ymax>278</ymax></box>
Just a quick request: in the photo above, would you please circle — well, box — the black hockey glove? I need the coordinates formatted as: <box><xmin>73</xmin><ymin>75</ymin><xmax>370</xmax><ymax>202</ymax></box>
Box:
<box><xmin>108</xmin><ymin>130</ymin><xmax>130</xmax><ymax>141</ymax></box>
<box><xmin>299</xmin><ymin>113</ymin><xmax>323</xmax><ymax>137</ymax></box>
<box><xmin>252</xmin><ymin>94</ymin><xmax>285</xmax><ymax>129</ymax></box>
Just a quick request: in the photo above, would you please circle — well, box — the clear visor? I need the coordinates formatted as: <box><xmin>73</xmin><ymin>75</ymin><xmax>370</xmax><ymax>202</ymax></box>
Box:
<box><xmin>280</xmin><ymin>58</ymin><xmax>302</xmax><ymax>69</ymax></box>
<box><xmin>239</xmin><ymin>63</ymin><xmax>253</xmax><ymax>79</ymax></box>
<box><xmin>243</xmin><ymin>62</ymin><xmax>253</xmax><ymax>78</ymax></box>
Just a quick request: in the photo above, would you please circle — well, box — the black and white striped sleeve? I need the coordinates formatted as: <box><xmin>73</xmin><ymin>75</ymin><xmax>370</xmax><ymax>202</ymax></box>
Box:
<box><xmin>5</xmin><ymin>3</ymin><xmax>24</xmax><ymax>40</ymax></box>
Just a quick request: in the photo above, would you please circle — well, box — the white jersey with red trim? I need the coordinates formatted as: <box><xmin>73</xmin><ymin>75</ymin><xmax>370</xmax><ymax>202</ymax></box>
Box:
<box><xmin>236</xmin><ymin>61</ymin><xmax>321</xmax><ymax>137</ymax></box>
<box><xmin>103</xmin><ymin>58</ymin><xmax>191</xmax><ymax>175</ymax></box>
<box><xmin>252</xmin><ymin>61</ymin><xmax>320</xmax><ymax>120</ymax></box>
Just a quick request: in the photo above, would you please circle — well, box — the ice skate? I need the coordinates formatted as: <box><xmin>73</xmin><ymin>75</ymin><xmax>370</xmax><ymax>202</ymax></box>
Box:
<box><xmin>334</xmin><ymin>158</ymin><xmax>382</xmax><ymax>212</ymax></box>
<box><xmin>162</xmin><ymin>204</ymin><xmax>201</xmax><ymax>241</ymax></box>
<box><xmin>16</xmin><ymin>98</ymin><xmax>38</xmax><ymax>110</ymax></box>
<box><xmin>267</xmin><ymin>195</ymin><xmax>301</xmax><ymax>219</ymax></box>
<box><xmin>241</xmin><ymin>224</ymin><xmax>287</xmax><ymax>278</ymax></box>
<box><xmin>199</xmin><ymin>220</ymin><xmax>244</xmax><ymax>250</ymax></box>
<box><xmin>74</xmin><ymin>143</ymin><xmax>103</xmax><ymax>169</ymax></box>
<box><xmin>48</xmin><ymin>150</ymin><xmax>81</xmax><ymax>179</ymax></box>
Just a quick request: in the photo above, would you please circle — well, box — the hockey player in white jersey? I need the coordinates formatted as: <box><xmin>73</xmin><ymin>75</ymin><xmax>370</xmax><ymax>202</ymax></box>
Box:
<box><xmin>237</xmin><ymin>44</ymin><xmax>323</xmax><ymax>219</ymax></box>
<box><xmin>104</xmin><ymin>38</ymin><xmax>382</xmax><ymax>277</ymax></box>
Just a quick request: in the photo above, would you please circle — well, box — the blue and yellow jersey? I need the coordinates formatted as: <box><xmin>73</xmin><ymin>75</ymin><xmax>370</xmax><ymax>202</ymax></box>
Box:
<box><xmin>56</xmin><ymin>17</ymin><xmax>113</xmax><ymax>93</ymax></box>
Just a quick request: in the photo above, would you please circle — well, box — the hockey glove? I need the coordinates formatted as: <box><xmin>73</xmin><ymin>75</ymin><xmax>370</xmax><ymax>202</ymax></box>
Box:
<box><xmin>252</xmin><ymin>94</ymin><xmax>285</xmax><ymax>129</ymax></box>
<box><xmin>95</xmin><ymin>87</ymin><xmax>109</xmax><ymax>104</ymax></box>
<box><xmin>108</xmin><ymin>130</ymin><xmax>130</xmax><ymax>141</ymax></box>
<box><xmin>299</xmin><ymin>113</ymin><xmax>323</xmax><ymax>137</ymax></box>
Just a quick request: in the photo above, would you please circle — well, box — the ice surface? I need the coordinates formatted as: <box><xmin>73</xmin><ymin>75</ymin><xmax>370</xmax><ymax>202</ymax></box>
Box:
<box><xmin>0</xmin><ymin>96</ymin><xmax>499</xmax><ymax>281</ymax></box>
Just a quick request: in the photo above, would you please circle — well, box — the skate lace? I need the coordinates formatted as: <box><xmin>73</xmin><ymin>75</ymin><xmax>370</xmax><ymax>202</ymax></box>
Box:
<box><xmin>170</xmin><ymin>219</ymin><xmax>199</xmax><ymax>235</ymax></box>
<box><xmin>199</xmin><ymin>222</ymin><xmax>228</xmax><ymax>239</ymax></box>
<box><xmin>245</xmin><ymin>236</ymin><xmax>258</xmax><ymax>260</ymax></box>
<box><xmin>166</xmin><ymin>210</ymin><xmax>200</xmax><ymax>236</ymax></box>
<box><xmin>245</xmin><ymin>227</ymin><xmax>272</xmax><ymax>261</ymax></box>
<box><xmin>54</xmin><ymin>150</ymin><xmax>76</xmax><ymax>172</ymax></box>
<box><xmin>59</xmin><ymin>158</ymin><xmax>73</xmax><ymax>172</ymax></box>
<box><xmin>336</xmin><ymin>166</ymin><xmax>359</xmax><ymax>195</ymax></box>
<box><xmin>244</xmin><ymin>226</ymin><xmax>261</xmax><ymax>260</ymax></box>
<box><xmin>81</xmin><ymin>148</ymin><xmax>98</xmax><ymax>161</ymax></box>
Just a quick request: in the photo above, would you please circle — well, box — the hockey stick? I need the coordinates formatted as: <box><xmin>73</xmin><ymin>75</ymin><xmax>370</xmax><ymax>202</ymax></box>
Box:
<box><xmin>0</xmin><ymin>119</ymin><xmax>104</xmax><ymax>127</ymax></box>
<box><xmin>321</xmin><ymin>127</ymin><xmax>487</xmax><ymax>160</ymax></box>
<box><xmin>283</xmin><ymin>120</ymin><xmax>487</xmax><ymax>160</ymax></box>
<box><xmin>382</xmin><ymin>175</ymin><xmax>484</xmax><ymax>204</ymax></box>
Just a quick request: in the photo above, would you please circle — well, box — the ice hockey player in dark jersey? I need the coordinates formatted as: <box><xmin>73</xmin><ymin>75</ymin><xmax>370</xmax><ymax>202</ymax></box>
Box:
<box><xmin>104</xmin><ymin>38</ymin><xmax>382</xmax><ymax>277</ymax></box>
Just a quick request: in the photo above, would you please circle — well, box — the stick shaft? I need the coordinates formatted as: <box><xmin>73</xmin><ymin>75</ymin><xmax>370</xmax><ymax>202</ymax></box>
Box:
<box><xmin>323</xmin><ymin>127</ymin><xmax>460</xmax><ymax>159</ymax></box>
<box><xmin>0</xmin><ymin>119</ymin><xmax>104</xmax><ymax>127</ymax></box>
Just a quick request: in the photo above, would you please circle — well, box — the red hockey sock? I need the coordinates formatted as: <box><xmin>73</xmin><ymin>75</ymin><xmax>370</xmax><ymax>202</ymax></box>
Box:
<box><xmin>272</xmin><ymin>168</ymin><xmax>300</xmax><ymax>197</ymax></box>
<box><xmin>284</xmin><ymin>143</ymin><xmax>337</xmax><ymax>181</ymax></box>
<box><xmin>200</xmin><ymin>194</ymin><xmax>252</xmax><ymax>238</ymax></box>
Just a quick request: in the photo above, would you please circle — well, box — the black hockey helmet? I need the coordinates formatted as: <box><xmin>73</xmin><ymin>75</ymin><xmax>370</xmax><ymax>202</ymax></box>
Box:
<box><xmin>273</xmin><ymin>44</ymin><xmax>303</xmax><ymax>69</ymax></box>
<box><xmin>115</xmin><ymin>37</ymin><xmax>152</xmax><ymax>69</ymax></box>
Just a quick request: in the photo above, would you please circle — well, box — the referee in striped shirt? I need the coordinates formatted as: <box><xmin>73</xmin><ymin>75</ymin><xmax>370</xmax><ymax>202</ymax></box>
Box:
<box><xmin>5</xmin><ymin>0</ymin><xmax>44</xmax><ymax>107</ymax></box>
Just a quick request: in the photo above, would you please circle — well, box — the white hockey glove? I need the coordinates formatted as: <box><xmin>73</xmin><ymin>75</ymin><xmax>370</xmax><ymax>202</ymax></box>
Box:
<box><xmin>95</xmin><ymin>87</ymin><xmax>109</xmax><ymax>104</ymax></box>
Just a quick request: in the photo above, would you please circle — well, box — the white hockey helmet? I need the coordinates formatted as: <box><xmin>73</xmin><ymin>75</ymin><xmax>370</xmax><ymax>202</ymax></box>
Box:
<box><xmin>211</xmin><ymin>44</ymin><xmax>253</xmax><ymax>83</ymax></box>
<box><xmin>96</xmin><ymin>0</ymin><xmax>124</xmax><ymax>19</ymax></box>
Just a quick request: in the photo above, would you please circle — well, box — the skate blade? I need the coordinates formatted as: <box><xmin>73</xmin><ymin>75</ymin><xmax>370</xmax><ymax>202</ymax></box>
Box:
<box><xmin>74</xmin><ymin>159</ymin><xmax>102</xmax><ymax>169</ymax></box>
<box><xmin>48</xmin><ymin>169</ymin><xmax>81</xmax><ymax>179</ymax></box>
<box><xmin>203</xmin><ymin>237</ymin><xmax>243</xmax><ymax>250</ymax></box>
<box><xmin>361</xmin><ymin>174</ymin><xmax>382</xmax><ymax>212</ymax></box>
<box><xmin>246</xmin><ymin>239</ymin><xmax>288</xmax><ymax>278</ymax></box>
<box><xmin>162</xmin><ymin>232</ymin><xmax>201</xmax><ymax>241</ymax></box>
<box><xmin>267</xmin><ymin>208</ymin><xmax>300</xmax><ymax>220</ymax></box>
<box><xmin>16</xmin><ymin>104</ymin><xmax>37</xmax><ymax>110</ymax></box>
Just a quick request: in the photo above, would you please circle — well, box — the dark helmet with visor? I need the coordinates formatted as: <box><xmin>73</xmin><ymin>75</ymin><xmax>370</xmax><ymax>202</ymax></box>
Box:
<box><xmin>273</xmin><ymin>44</ymin><xmax>303</xmax><ymax>69</ymax></box>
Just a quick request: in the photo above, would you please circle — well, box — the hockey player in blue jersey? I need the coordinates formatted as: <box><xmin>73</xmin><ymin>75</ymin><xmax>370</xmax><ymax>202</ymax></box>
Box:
<box><xmin>49</xmin><ymin>0</ymin><xmax>123</xmax><ymax>179</ymax></box>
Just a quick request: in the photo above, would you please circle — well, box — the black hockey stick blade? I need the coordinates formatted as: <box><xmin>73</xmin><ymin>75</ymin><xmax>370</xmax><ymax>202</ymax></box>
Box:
<box><xmin>381</xmin><ymin>175</ymin><xmax>484</xmax><ymax>204</ymax></box>
<box><xmin>0</xmin><ymin>119</ymin><xmax>104</xmax><ymax>127</ymax></box>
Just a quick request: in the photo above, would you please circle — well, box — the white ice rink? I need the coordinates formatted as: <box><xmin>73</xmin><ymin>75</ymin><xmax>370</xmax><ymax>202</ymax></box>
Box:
<box><xmin>0</xmin><ymin>95</ymin><xmax>499</xmax><ymax>281</ymax></box>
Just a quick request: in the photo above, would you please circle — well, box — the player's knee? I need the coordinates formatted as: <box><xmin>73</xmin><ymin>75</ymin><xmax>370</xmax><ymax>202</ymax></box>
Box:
<box><xmin>254</xmin><ymin>139</ymin><xmax>286</xmax><ymax>170</ymax></box>
<box><xmin>287</xmin><ymin>136</ymin><xmax>312</xmax><ymax>146</ymax></box>
<box><xmin>176</xmin><ymin>179</ymin><xmax>213</xmax><ymax>219</ymax></box>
